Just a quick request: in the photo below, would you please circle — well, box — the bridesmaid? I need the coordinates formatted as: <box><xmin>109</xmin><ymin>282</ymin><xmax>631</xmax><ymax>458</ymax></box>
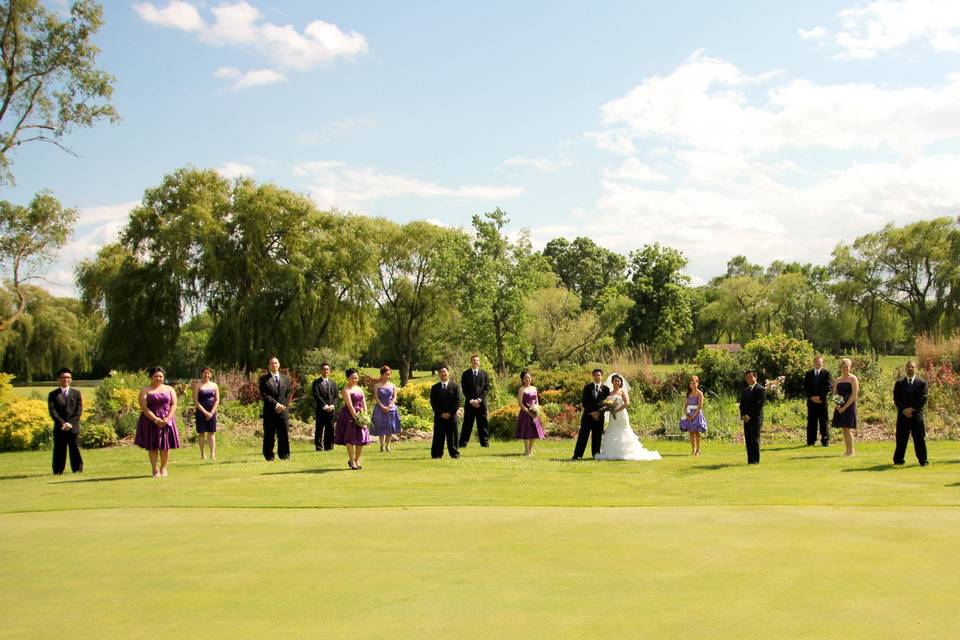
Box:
<box><xmin>334</xmin><ymin>368</ymin><xmax>371</xmax><ymax>470</ymax></box>
<box><xmin>134</xmin><ymin>366</ymin><xmax>180</xmax><ymax>477</ymax></box>
<box><xmin>832</xmin><ymin>358</ymin><xmax>859</xmax><ymax>457</ymax></box>
<box><xmin>515</xmin><ymin>370</ymin><xmax>545</xmax><ymax>456</ymax></box>
<box><xmin>193</xmin><ymin>366</ymin><xmax>220</xmax><ymax>461</ymax></box>
<box><xmin>370</xmin><ymin>365</ymin><xmax>401</xmax><ymax>452</ymax></box>
<box><xmin>679</xmin><ymin>375</ymin><xmax>707</xmax><ymax>455</ymax></box>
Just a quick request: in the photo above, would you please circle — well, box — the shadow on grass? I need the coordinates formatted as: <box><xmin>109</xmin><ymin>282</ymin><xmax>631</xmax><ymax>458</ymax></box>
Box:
<box><xmin>841</xmin><ymin>464</ymin><xmax>895</xmax><ymax>473</ymax></box>
<box><xmin>261</xmin><ymin>468</ymin><xmax>352</xmax><ymax>476</ymax></box>
<box><xmin>0</xmin><ymin>474</ymin><xmax>48</xmax><ymax>481</ymax></box>
<box><xmin>692</xmin><ymin>463</ymin><xmax>738</xmax><ymax>471</ymax></box>
<box><xmin>788</xmin><ymin>455</ymin><xmax>834</xmax><ymax>461</ymax></box>
<box><xmin>49</xmin><ymin>475</ymin><xmax>145</xmax><ymax>483</ymax></box>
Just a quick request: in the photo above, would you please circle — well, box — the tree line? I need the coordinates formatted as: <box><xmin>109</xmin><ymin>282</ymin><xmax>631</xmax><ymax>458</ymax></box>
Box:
<box><xmin>2</xmin><ymin>166</ymin><xmax>959</xmax><ymax>381</ymax></box>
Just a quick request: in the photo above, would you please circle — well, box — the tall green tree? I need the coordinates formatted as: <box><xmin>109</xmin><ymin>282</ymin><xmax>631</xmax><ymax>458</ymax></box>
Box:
<box><xmin>831</xmin><ymin>217</ymin><xmax>959</xmax><ymax>337</ymax></box>
<box><xmin>1</xmin><ymin>284</ymin><xmax>98</xmax><ymax>380</ymax></box>
<box><xmin>462</xmin><ymin>208</ymin><xmax>550</xmax><ymax>374</ymax></box>
<box><xmin>0</xmin><ymin>0</ymin><xmax>118</xmax><ymax>184</ymax></box>
<box><xmin>0</xmin><ymin>190</ymin><xmax>77</xmax><ymax>332</ymax></box>
<box><xmin>619</xmin><ymin>243</ymin><xmax>692</xmax><ymax>357</ymax></box>
<box><xmin>362</xmin><ymin>220</ymin><xmax>469</xmax><ymax>384</ymax></box>
<box><xmin>541</xmin><ymin>236</ymin><xmax>627</xmax><ymax>311</ymax></box>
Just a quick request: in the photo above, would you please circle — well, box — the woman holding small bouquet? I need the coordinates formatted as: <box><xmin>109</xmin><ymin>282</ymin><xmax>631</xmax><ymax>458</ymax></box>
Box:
<box><xmin>679</xmin><ymin>375</ymin><xmax>707</xmax><ymax>455</ymax></box>
<box><xmin>370</xmin><ymin>365</ymin><xmax>401</xmax><ymax>452</ymax></box>
<box><xmin>335</xmin><ymin>368</ymin><xmax>371</xmax><ymax>470</ymax></box>
<box><xmin>831</xmin><ymin>358</ymin><xmax>859</xmax><ymax>457</ymax></box>
<box><xmin>515</xmin><ymin>370</ymin><xmax>545</xmax><ymax>456</ymax></box>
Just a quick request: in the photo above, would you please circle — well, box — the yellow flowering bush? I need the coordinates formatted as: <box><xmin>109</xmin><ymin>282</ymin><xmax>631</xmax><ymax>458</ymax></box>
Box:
<box><xmin>0</xmin><ymin>397</ymin><xmax>51</xmax><ymax>451</ymax></box>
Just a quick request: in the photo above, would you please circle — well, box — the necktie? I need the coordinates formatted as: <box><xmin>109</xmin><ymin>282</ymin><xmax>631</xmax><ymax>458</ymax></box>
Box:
<box><xmin>274</xmin><ymin>376</ymin><xmax>279</xmax><ymax>387</ymax></box>
<box><xmin>442</xmin><ymin>383</ymin><xmax>447</xmax><ymax>391</ymax></box>
<box><xmin>594</xmin><ymin>384</ymin><xmax>599</xmax><ymax>396</ymax></box>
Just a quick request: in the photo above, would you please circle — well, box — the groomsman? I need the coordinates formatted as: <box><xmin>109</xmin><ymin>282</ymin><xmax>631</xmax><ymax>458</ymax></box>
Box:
<box><xmin>459</xmin><ymin>354</ymin><xmax>490</xmax><ymax>448</ymax></box>
<box><xmin>893</xmin><ymin>360</ymin><xmax>929</xmax><ymax>466</ymax></box>
<box><xmin>572</xmin><ymin>368</ymin><xmax>609</xmax><ymax>459</ymax></box>
<box><xmin>803</xmin><ymin>355</ymin><xmax>832</xmax><ymax>446</ymax></box>
<box><xmin>739</xmin><ymin>370</ymin><xmax>765</xmax><ymax>464</ymax></box>
<box><xmin>259</xmin><ymin>356</ymin><xmax>293</xmax><ymax>461</ymax></box>
<box><xmin>430</xmin><ymin>366</ymin><xmax>461</xmax><ymax>459</ymax></box>
<box><xmin>311</xmin><ymin>363</ymin><xmax>338</xmax><ymax>451</ymax></box>
<box><xmin>48</xmin><ymin>368</ymin><xmax>83</xmax><ymax>475</ymax></box>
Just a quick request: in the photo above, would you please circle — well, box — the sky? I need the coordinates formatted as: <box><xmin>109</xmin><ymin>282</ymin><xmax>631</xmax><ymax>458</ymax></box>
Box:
<box><xmin>8</xmin><ymin>0</ymin><xmax>960</xmax><ymax>295</ymax></box>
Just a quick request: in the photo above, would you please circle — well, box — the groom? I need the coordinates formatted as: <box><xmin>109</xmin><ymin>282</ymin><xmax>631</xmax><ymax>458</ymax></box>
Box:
<box><xmin>572</xmin><ymin>368</ymin><xmax>609</xmax><ymax>459</ymax></box>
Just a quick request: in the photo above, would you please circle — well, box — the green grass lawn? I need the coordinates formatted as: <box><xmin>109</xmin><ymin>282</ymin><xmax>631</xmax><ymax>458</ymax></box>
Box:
<box><xmin>2</xmin><ymin>439</ymin><xmax>958</xmax><ymax>639</ymax></box>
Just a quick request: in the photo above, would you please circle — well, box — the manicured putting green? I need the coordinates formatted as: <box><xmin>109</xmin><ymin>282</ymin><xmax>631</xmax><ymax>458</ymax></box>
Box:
<box><xmin>1</xmin><ymin>440</ymin><xmax>958</xmax><ymax>639</ymax></box>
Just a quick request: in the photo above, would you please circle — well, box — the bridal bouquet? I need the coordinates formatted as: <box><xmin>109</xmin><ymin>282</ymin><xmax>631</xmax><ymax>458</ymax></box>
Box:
<box><xmin>527</xmin><ymin>404</ymin><xmax>541</xmax><ymax>416</ymax></box>
<box><xmin>831</xmin><ymin>394</ymin><xmax>846</xmax><ymax>407</ymax></box>
<box><xmin>599</xmin><ymin>398</ymin><xmax>619</xmax><ymax>412</ymax></box>
<box><xmin>353</xmin><ymin>412</ymin><xmax>372</xmax><ymax>428</ymax></box>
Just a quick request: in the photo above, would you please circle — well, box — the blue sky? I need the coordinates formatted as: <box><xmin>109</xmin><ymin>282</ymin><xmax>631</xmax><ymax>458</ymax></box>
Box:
<box><xmin>9</xmin><ymin>0</ymin><xmax>960</xmax><ymax>294</ymax></box>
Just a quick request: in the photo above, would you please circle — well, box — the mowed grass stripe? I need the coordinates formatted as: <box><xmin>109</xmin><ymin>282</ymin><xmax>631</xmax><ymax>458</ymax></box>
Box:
<box><xmin>0</xmin><ymin>506</ymin><xmax>955</xmax><ymax>640</ymax></box>
<box><xmin>1</xmin><ymin>441</ymin><xmax>958</xmax><ymax>512</ymax></box>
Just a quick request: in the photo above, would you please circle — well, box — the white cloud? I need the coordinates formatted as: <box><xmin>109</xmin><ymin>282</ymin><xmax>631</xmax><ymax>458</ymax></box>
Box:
<box><xmin>213</xmin><ymin>67</ymin><xmax>286</xmax><ymax>89</ymax></box>
<box><xmin>135</xmin><ymin>1</ymin><xmax>368</xmax><ymax>89</ymax></box>
<box><xmin>503</xmin><ymin>154</ymin><xmax>574</xmax><ymax>173</ymax></box>
<box><xmin>804</xmin><ymin>0</ymin><xmax>960</xmax><ymax>59</ymax></box>
<box><xmin>292</xmin><ymin>161</ymin><xmax>524</xmax><ymax>210</ymax></box>
<box><xmin>798</xmin><ymin>26</ymin><xmax>828</xmax><ymax>40</ymax></box>
<box><xmin>581</xmin><ymin>51</ymin><xmax>960</xmax><ymax>279</ymax></box>
<box><xmin>216</xmin><ymin>162</ymin><xmax>256</xmax><ymax>179</ymax></box>
<box><xmin>592</xmin><ymin>51</ymin><xmax>960</xmax><ymax>155</ymax></box>
<box><xmin>133</xmin><ymin>0</ymin><xmax>203</xmax><ymax>31</ymax></box>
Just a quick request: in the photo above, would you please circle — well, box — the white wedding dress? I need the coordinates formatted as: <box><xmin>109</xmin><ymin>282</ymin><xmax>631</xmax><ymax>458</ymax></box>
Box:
<box><xmin>595</xmin><ymin>395</ymin><xmax>661</xmax><ymax>461</ymax></box>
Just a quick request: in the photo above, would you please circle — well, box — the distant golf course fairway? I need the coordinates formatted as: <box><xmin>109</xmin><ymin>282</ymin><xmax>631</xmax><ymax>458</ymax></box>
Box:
<box><xmin>2</xmin><ymin>440</ymin><xmax>959</xmax><ymax>639</ymax></box>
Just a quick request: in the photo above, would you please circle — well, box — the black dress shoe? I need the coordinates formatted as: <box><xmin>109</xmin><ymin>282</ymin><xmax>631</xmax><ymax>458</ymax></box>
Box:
<box><xmin>821</xmin><ymin>442</ymin><xmax>829</xmax><ymax>447</ymax></box>
<box><xmin>480</xmin><ymin>443</ymin><xmax>490</xmax><ymax>448</ymax></box>
<box><xmin>571</xmin><ymin>456</ymin><xmax>581</xmax><ymax>460</ymax></box>
<box><xmin>893</xmin><ymin>461</ymin><xmax>905</xmax><ymax>465</ymax></box>
<box><xmin>920</xmin><ymin>461</ymin><xmax>929</xmax><ymax>466</ymax></box>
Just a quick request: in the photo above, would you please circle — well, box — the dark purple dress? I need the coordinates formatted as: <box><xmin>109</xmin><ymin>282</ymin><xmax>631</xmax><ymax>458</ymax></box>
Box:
<box><xmin>134</xmin><ymin>389</ymin><xmax>180</xmax><ymax>450</ymax></box>
<box><xmin>334</xmin><ymin>389</ymin><xmax>371</xmax><ymax>446</ymax></box>
<box><xmin>832</xmin><ymin>381</ymin><xmax>857</xmax><ymax>428</ymax></box>
<box><xmin>515</xmin><ymin>390</ymin><xmax>545</xmax><ymax>440</ymax></box>
<box><xmin>195</xmin><ymin>386</ymin><xmax>217</xmax><ymax>433</ymax></box>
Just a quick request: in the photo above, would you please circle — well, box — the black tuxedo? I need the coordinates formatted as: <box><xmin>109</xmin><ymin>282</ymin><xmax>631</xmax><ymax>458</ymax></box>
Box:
<box><xmin>893</xmin><ymin>377</ymin><xmax>929</xmax><ymax>465</ymax></box>
<box><xmin>430</xmin><ymin>380</ymin><xmax>461</xmax><ymax>459</ymax></box>
<box><xmin>259</xmin><ymin>372</ymin><xmax>293</xmax><ymax>460</ymax></box>
<box><xmin>573</xmin><ymin>382</ymin><xmax>610</xmax><ymax>458</ymax></box>
<box><xmin>739</xmin><ymin>383</ymin><xmax>766</xmax><ymax>463</ymax></box>
<box><xmin>48</xmin><ymin>387</ymin><xmax>83</xmax><ymax>474</ymax></box>
<box><xmin>803</xmin><ymin>368</ymin><xmax>832</xmax><ymax>446</ymax></box>
<box><xmin>311</xmin><ymin>376</ymin><xmax>339</xmax><ymax>451</ymax></box>
<box><xmin>459</xmin><ymin>368</ymin><xmax>490</xmax><ymax>447</ymax></box>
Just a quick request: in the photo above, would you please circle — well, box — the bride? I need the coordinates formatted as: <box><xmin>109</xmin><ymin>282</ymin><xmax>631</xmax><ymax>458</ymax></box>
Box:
<box><xmin>595</xmin><ymin>373</ymin><xmax>661</xmax><ymax>461</ymax></box>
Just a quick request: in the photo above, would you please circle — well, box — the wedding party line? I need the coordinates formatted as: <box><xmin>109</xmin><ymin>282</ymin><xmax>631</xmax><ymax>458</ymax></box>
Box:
<box><xmin>48</xmin><ymin>353</ymin><xmax>931</xmax><ymax>478</ymax></box>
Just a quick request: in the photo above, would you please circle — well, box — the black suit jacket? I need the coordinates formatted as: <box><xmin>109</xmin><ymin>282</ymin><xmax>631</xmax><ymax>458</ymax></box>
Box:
<box><xmin>581</xmin><ymin>382</ymin><xmax>610</xmax><ymax>420</ymax></box>
<box><xmin>803</xmin><ymin>369</ymin><xmax>832</xmax><ymax>402</ymax></box>
<box><xmin>739</xmin><ymin>383</ymin><xmax>766</xmax><ymax>427</ymax></box>
<box><xmin>48</xmin><ymin>388</ymin><xmax>82</xmax><ymax>433</ymax></box>
<box><xmin>460</xmin><ymin>368</ymin><xmax>490</xmax><ymax>406</ymax></box>
<box><xmin>259</xmin><ymin>373</ymin><xmax>293</xmax><ymax>424</ymax></box>
<box><xmin>311</xmin><ymin>376</ymin><xmax>339</xmax><ymax>417</ymax></box>
<box><xmin>430</xmin><ymin>381</ymin><xmax>461</xmax><ymax>421</ymax></box>
<box><xmin>893</xmin><ymin>377</ymin><xmax>928</xmax><ymax>421</ymax></box>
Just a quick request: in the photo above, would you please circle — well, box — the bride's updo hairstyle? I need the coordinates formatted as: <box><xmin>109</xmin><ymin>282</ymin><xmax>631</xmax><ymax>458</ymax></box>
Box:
<box><xmin>611</xmin><ymin>374</ymin><xmax>623</xmax><ymax>387</ymax></box>
<box><xmin>520</xmin><ymin>369</ymin><xmax>530</xmax><ymax>383</ymax></box>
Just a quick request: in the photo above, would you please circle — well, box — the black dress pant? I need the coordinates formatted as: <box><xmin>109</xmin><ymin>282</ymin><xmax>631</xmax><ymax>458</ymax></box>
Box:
<box><xmin>743</xmin><ymin>421</ymin><xmax>761</xmax><ymax>463</ymax></box>
<box><xmin>573</xmin><ymin>416</ymin><xmax>604</xmax><ymax>458</ymax></box>
<box><xmin>432</xmin><ymin>417</ymin><xmax>460</xmax><ymax>458</ymax></box>
<box><xmin>806</xmin><ymin>401</ymin><xmax>829</xmax><ymax>445</ymax></box>
<box><xmin>893</xmin><ymin>416</ymin><xmax>927</xmax><ymax>464</ymax></box>
<box><xmin>314</xmin><ymin>411</ymin><xmax>335</xmax><ymax>450</ymax></box>
<box><xmin>459</xmin><ymin>404</ymin><xmax>489</xmax><ymax>447</ymax></box>
<box><xmin>52</xmin><ymin>428</ymin><xmax>83</xmax><ymax>474</ymax></box>
<box><xmin>263</xmin><ymin>417</ymin><xmax>290</xmax><ymax>460</ymax></box>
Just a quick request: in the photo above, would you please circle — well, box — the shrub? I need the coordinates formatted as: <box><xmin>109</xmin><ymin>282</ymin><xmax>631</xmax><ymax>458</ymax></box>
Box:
<box><xmin>94</xmin><ymin>370</ymin><xmax>145</xmax><ymax>418</ymax></box>
<box><xmin>114</xmin><ymin>411</ymin><xmax>139</xmax><ymax>439</ymax></box>
<box><xmin>0</xmin><ymin>372</ymin><xmax>14</xmax><ymax>406</ymax></box>
<box><xmin>79</xmin><ymin>423</ymin><xmax>117</xmax><ymax>448</ymax></box>
<box><xmin>400</xmin><ymin>412</ymin><xmax>432</xmax><ymax>432</ymax></box>
<box><xmin>916</xmin><ymin>333</ymin><xmax>960</xmax><ymax>369</ymax></box>
<box><xmin>488</xmin><ymin>405</ymin><xmax>519</xmax><ymax>440</ymax></box>
<box><xmin>545</xmin><ymin>402</ymin><xmax>579</xmax><ymax>438</ymax></box>
<box><xmin>695</xmin><ymin>348</ymin><xmax>742</xmax><ymax>394</ymax></box>
<box><xmin>397</xmin><ymin>380</ymin><xmax>433</xmax><ymax>416</ymax></box>
<box><xmin>0</xmin><ymin>398</ymin><xmax>51</xmax><ymax>451</ymax></box>
<box><xmin>300</xmin><ymin>347</ymin><xmax>356</xmax><ymax>375</ymax></box>
<box><xmin>741</xmin><ymin>334</ymin><xmax>814</xmax><ymax>397</ymax></box>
